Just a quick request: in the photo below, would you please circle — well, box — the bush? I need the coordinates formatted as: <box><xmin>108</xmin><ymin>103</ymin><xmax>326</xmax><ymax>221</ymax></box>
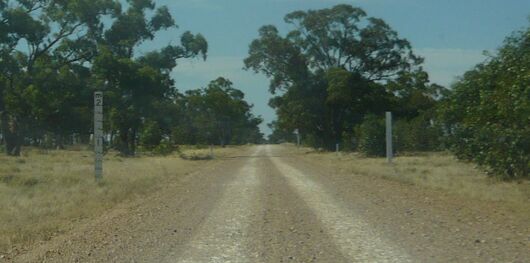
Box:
<box><xmin>152</xmin><ymin>139</ymin><xmax>175</xmax><ymax>155</ymax></box>
<box><xmin>356</xmin><ymin>115</ymin><xmax>386</xmax><ymax>157</ymax></box>
<box><xmin>341</xmin><ymin>130</ymin><xmax>357</xmax><ymax>151</ymax></box>
<box><xmin>394</xmin><ymin>114</ymin><xmax>443</xmax><ymax>152</ymax></box>
<box><xmin>140</xmin><ymin>120</ymin><xmax>163</xmax><ymax>149</ymax></box>
<box><xmin>439</xmin><ymin>26</ymin><xmax>530</xmax><ymax>179</ymax></box>
<box><xmin>449</xmin><ymin>124</ymin><xmax>529</xmax><ymax>179</ymax></box>
<box><xmin>303</xmin><ymin>133</ymin><xmax>323</xmax><ymax>149</ymax></box>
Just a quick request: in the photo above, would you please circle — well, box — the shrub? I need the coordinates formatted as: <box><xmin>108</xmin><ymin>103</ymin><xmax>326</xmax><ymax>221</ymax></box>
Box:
<box><xmin>152</xmin><ymin>139</ymin><xmax>175</xmax><ymax>155</ymax></box>
<box><xmin>140</xmin><ymin>120</ymin><xmax>163</xmax><ymax>149</ymax></box>
<box><xmin>394</xmin><ymin>114</ymin><xmax>443</xmax><ymax>152</ymax></box>
<box><xmin>341</xmin><ymin>130</ymin><xmax>357</xmax><ymax>151</ymax></box>
<box><xmin>356</xmin><ymin>115</ymin><xmax>386</xmax><ymax>157</ymax></box>
<box><xmin>439</xmin><ymin>26</ymin><xmax>530</xmax><ymax>179</ymax></box>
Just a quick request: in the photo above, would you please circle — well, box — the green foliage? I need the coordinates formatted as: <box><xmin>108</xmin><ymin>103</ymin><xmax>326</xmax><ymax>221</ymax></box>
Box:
<box><xmin>356</xmin><ymin>115</ymin><xmax>386</xmax><ymax>157</ymax></box>
<box><xmin>92</xmin><ymin>0</ymin><xmax>210</xmax><ymax>156</ymax></box>
<box><xmin>394</xmin><ymin>114</ymin><xmax>443</xmax><ymax>152</ymax></box>
<box><xmin>170</xmin><ymin>77</ymin><xmax>264</xmax><ymax>146</ymax></box>
<box><xmin>0</xmin><ymin>0</ymin><xmax>261</xmax><ymax>157</ymax></box>
<box><xmin>267</xmin><ymin>121</ymin><xmax>295</xmax><ymax>144</ymax></box>
<box><xmin>246</xmin><ymin>4</ymin><xmax>438</xmax><ymax>150</ymax></box>
<box><xmin>151</xmin><ymin>139</ymin><xmax>174</xmax><ymax>155</ymax></box>
<box><xmin>0</xmin><ymin>0</ymin><xmax>118</xmax><ymax>155</ymax></box>
<box><xmin>340</xmin><ymin>130</ymin><xmax>357</xmax><ymax>151</ymax></box>
<box><xmin>440</xmin><ymin>25</ymin><xmax>530</xmax><ymax>179</ymax></box>
<box><xmin>140</xmin><ymin>120</ymin><xmax>163</xmax><ymax>149</ymax></box>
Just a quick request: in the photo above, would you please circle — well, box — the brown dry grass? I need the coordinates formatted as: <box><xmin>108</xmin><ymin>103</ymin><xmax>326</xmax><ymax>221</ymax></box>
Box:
<box><xmin>299</xmin><ymin>147</ymin><xmax>530</xmax><ymax>210</ymax></box>
<box><xmin>0</xmin><ymin>145</ymin><xmax>244</xmax><ymax>254</ymax></box>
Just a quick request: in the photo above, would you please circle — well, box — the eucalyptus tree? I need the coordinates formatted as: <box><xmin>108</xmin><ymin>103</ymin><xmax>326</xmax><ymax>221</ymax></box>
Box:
<box><xmin>202</xmin><ymin>77</ymin><xmax>263</xmax><ymax>146</ymax></box>
<box><xmin>91</xmin><ymin>0</ymin><xmax>207</xmax><ymax>155</ymax></box>
<box><xmin>169</xmin><ymin>78</ymin><xmax>263</xmax><ymax>146</ymax></box>
<box><xmin>245</xmin><ymin>4</ymin><xmax>434</xmax><ymax>148</ymax></box>
<box><xmin>0</xmin><ymin>0</ymin><xmax>119</xmax><ymax>155</ymax></box>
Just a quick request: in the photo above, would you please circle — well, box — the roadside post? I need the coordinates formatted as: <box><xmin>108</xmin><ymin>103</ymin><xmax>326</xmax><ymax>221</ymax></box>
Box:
<box><xmin>386</xmin><ymin>111</ymin><xmax>393</xmax><ymax>164</ymax></box>
<box><xmin>209</xmin><ymin>144</ymin><xmax>214</xmax><ymax>159</ymax></box>
<box><xmin>94</xmin><ymin>92</ymin><xmax>103</xmax><ymax>181</ymax></box>
<box><xmin>295</xmin><ymin>129</ymin><xmax>300</xmax><ymax>148</ymax></box>
<box><xmin>336</xmin><ymin>143</ymin><xmax>339</xmax><ymax>154</ymax></box>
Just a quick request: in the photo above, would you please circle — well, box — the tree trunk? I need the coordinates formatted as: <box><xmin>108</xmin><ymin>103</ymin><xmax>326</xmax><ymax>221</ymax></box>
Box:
<box><xmin>118</xmin><ymin>128</ymin><xmax>130</xmax><ymax>156</ymax></box>
<box><xmin>129</xmin><ymin>128</ymin><xmax>137</xmax><ymax>156</ymax></box>
<box><xmin>1</xmin><ymin>112</ymin><xmax>21</xmax><ymax>156</ymax></box>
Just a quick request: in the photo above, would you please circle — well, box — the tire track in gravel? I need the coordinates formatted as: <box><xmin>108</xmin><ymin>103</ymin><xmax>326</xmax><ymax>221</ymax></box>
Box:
<box><xmin>266</xmin><ymin>146</ymin><xmax>412</xmax><ymax>263</ymax></box>
<box><xmin>249</xmin><ymin>153</ymin><xmax>350</xmax><ymax>262</ymax></box>
<box><xmin>171</xmin><ymin>146</ymin><xmax>263</xmax><ymax>263</ymax></box>
<box><xmin>278</xmin><ymin>146</ymin><xmax>530</xmax><ymax>262</ymax></box>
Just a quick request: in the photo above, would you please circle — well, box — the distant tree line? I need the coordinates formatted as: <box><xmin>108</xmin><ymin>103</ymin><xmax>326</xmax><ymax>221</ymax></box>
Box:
<box><xmin>0</xmin><ymin>0</ymin><xmax>263</xmax><ymax>156</ymax></box>
<box><xmin>248</xmin><ymin>4</ymin><xmax>528</xmax><ymax>179</ymax></box>
<box><xmin>169</xmin><ymin>77</ymin><xmax>263</xmax><ymax>149</ymax></box>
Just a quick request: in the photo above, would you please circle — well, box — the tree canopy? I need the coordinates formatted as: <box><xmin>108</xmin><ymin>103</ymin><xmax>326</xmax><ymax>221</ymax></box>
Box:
<box><xmin>0</xmin><ymin>0</ymin><xmax>261</xmax><ymax>156</ymax></box>
<box><xmin>439</xmin><ymin>25</ymin><xmax>530</xmax><ymax>179</ymax></box>
<box><xmin>171</xmin><ymin>77</ymin><xmax>264</xmax><ymax>147</ymax></box>
<box><xmin>245</xmin><ymin>4</ymin><xmax>441</xmax><ymax>149</ymax></box>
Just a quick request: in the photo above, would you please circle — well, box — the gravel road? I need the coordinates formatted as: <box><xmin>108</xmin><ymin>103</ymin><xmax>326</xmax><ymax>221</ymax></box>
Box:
<box><xmin>8</xmin><ymin>145</ymin><xmax>529</xmax><ymax>262</ymax></box>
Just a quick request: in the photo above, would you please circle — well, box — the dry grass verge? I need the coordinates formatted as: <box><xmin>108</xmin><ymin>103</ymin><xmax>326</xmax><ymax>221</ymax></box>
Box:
<box><xmin>300</xmin><ymin>148</ymin><xmax>530</xmax><ymax>210</ymax></box>
<box><xmin>0</xmin><ymin>145</ymin><xmax>244</xmax><ymax>254</ymax></box>
<box><xmin>177</xmin><ymin>145</ymin><xmax>239</xmax><ymax>160</ymax></box>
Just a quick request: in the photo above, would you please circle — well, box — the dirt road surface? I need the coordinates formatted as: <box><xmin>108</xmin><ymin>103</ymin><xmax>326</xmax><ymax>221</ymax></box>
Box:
<box><xmin>7</xmin><ymin>145</ymin><xmax>530</xmax><ymax>262</ymax></box>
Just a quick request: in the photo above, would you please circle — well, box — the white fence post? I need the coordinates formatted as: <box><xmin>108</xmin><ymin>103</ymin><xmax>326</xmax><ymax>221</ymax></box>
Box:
<box><xmin>386</xmin><ymin>111</ymin><xmax>393</xmax><ymax>163</ymax></box>
<box><xmin>94</xmin><ymin>92</ymin><xmax>103</xmax><ymax>181</ymax></box>
<box><xmin>295</xmin><ymin>129</ymin><xmax>300</xmax><ymax>147</ymax></box>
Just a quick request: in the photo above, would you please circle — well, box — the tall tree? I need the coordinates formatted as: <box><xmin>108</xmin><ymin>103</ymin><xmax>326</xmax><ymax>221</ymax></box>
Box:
<box><xmin>244</xmin><ymin>4</ymin><xmax>431</xmax><ymax>149</ymax></box>
<box><xmin>0</xmin><ymin>0</ymin><xmax>119</xmax><ymax>155</ymax></box>
<box><xmin>170</xmin><ymin>78</ymin><xmax>263</xmax><ymax>146</ymax></box>
<box><xmin>91</xmin><ymin>0</ymin><xmax>207</xmax><ymax>155</ymax></box>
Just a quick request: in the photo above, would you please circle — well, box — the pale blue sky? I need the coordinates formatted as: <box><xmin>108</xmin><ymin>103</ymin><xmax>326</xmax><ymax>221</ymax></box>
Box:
<box><xmin>138</xmin><ymin>0</ymin><xmax>530</xmax><ymax>135</ymax></box>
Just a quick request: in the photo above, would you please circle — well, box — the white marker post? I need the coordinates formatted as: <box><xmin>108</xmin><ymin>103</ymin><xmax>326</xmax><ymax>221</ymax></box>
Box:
<box><xmin>386</xmin><ymin>111</ymin><xmax>393</xmax><ymax>164</ymax></box>
<box><xmin>295</xmin><ymin>129</ymin><xmax>300</xmax><ymax>147</ymax></box>
<box><xmin>94</xmin><ymin>92</ymin><xmax>103</xmax><ymax>181</ymax></box>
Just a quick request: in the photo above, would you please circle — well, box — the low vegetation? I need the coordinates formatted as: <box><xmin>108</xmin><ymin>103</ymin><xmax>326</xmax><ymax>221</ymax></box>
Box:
<box><xmin>302</xmin><ymin>148</ymin><xmax>530</xmax><ymax>209</ymax></box>
<box><xmin>438</xmin><ymin>27</ymin><xmax>530</xmax><ymax>179</ymax></box>
<box><xmin>0</xmin><ymin>145</ymin><xmax>242</xmax><ymax>254</ymax></box>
